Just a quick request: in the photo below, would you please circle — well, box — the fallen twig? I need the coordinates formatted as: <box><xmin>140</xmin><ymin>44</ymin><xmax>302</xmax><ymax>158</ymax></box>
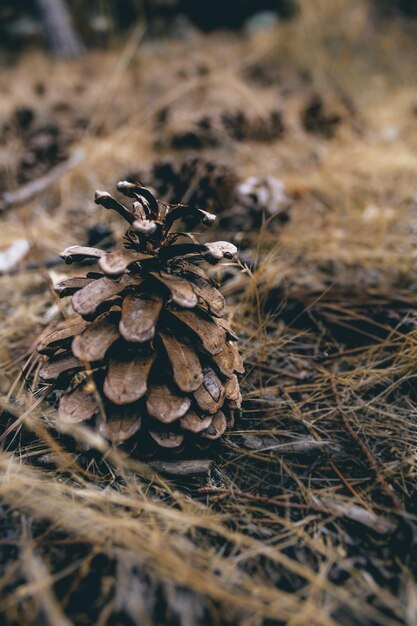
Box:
<box><xmin>200</xmin><ymin>487</ymin><xmax>395</xmax><ymax>534</ymax></box>
<box><xmin>312</xmin><ymin>496</ymin><xmax>395</xmax><ymax>534</ymax></box>
<box><xmin>0</xmin><ymin>239</ymin><xmax>29</xmax><ymax>273</ymax></box>
<box><xmin>150</xmin><ymin>459</ymin><xmax>213</xmax><ymax>476</ymax></box>
<box><xmin>241</xmin><ymin>434</ymin><xmax>343</xmax><ymax>456</ymax></box>
<box><xmin>0</xmin><ymin>148</ymin><xmax>85</xmax><ymax>212</ymax></box>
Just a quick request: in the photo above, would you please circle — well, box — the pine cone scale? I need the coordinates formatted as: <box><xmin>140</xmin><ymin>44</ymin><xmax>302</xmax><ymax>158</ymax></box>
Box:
<box><xmin>71</xmin><ymin>311</ymin><xmax>120</xmax><ymax>362</ymax></box>
<box><xmin>120</xmin><ymin>292</ymin><xmax>163</xmax><ymax>343</ymax></box>
<box><xmin>146</xmin><ymin>384</ymin><xmax>191</xmax><ymax>424</ymax></box>
<box><xmin>180</xmin><ymin>411</ymin><xmax>212</xmax><ymax>433</ymax></box>
<box><xmin>98</xmin><ymin>248</ymin><xmax>143</xmax><ymax>276</ymax></box>
<box><xmin>37</xmin><ymin>321</ymin><xmax>88</xmax><ymax>355</ymax></box>
<box><xmin>150</xmin><ymin>271</ymin><xmax>198</xmax><ymax>309</ymax></box>
<box><xmin>149</xmin><ymin>430</ymin><xmax>184</xmax><ymax>449</ymax></box>
<box><xmin>194</xmin><ymin>368</ymin><xmax>225</xmax><ymax>414</ymax></box>
<box><xmin>100</xmin><ymin>405</ymin><xmax>142</xmax><ymax>443</ymax></box>
<box><xmin>61</xmin><ymin>246</ymin><xmax>105</xmax><ymax>264</ymax></box>
<box><xmin>103</xmin><ymin>352</ymin><xmax>155</xmax><ymax>405</ymax></box>
<box><xmin>159</xmin><ymin>332</ymin><xmax>203</xmax><ymax>393</ymax></box>
<box><xmin>54</xmin><ymin>277</ymin><xmax>93</xmax><ymax>297</ymax></box>
<box><xmin>168</xmin><ymin>308</ymin><xmax>225</xmax><ymax>355</ymax></box>
<box><xmin>72</xmin><ymin>276</ymin><xmax>126</xmax><ymax>317</ymax></box>
<box><xmin>59</xmin><ymin>385</ymin><xmax>98</xmax><ymax>424</ymax></box>
<box><xmin>187</xmin><ymin>276</ymin><xmax>226</xmax><ymax>317</ymax></box>
<box><xmin>40</xmin><ymin>353</ymin><xmax>83</xmax><ymax>383</ymax></box>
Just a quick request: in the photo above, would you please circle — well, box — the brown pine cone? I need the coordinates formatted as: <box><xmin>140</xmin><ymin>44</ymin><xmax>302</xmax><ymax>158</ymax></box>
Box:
<box><xmin>128</xmin><ymin>159</ymin><xmax>292</xmax><ymax>240</ymax></box>
<box><xmin>37</xmin><ymin>182</ymin><xmax>244</xmax><ymax>454</ymax></box>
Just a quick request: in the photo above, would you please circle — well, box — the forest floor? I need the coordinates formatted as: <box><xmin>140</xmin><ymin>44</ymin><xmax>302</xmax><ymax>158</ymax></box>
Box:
<box><xmin>0</xmin><ymin>2</ymin><xmax>417</xmax><ymax>625</ymax></box>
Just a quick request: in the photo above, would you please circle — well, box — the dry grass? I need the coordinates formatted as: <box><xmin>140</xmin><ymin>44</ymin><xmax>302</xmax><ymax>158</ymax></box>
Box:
<box><xmin>1</xmin><ymin>1</ymin><xmax>417</xmax><ymax>624</ymax></box>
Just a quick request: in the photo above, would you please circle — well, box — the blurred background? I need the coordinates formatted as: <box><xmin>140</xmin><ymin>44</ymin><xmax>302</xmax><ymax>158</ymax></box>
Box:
<box><xmin>1</xmin><ymin>0</ymin><xmax>298</xmax><ymax>54</ymax></box>
<box><xmin>1</xmin><ymin>0</ymin><xmax>417</xmax><ymax>56</ymax></box>
<box><xmin>1</xmin><ymin>0</ymin><xmax>417</xmax><ymax>269</ymax></box>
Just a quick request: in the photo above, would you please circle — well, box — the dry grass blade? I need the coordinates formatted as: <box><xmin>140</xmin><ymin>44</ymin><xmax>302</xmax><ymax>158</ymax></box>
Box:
<box><xmin>20</xmin><ymin>541</ymin><xmax>74</xmax><ymax>626</ymax></box>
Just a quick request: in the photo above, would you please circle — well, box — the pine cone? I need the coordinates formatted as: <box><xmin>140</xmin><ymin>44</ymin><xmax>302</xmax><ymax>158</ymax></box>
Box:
<box><xmin>37</xmin><ymin>182</ymin><xmax>244</xmax><ymax>454</ymax></box>
<box><xmin>233</xmin><ymin>176</ymin><xmax>291</xmax><ymax>227</ymax></box>
<box><xmin>128</xmin><ymin>157</ymin><xmax>238</xmax><ymax>214</ymax></box>
<box><xmin>128</xmin><ymin>159</ymin><xmax>292</xmax><ymax>240</ymax></box>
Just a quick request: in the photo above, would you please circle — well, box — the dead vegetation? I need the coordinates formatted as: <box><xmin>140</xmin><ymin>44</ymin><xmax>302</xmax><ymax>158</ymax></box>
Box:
<box><xmin>1</xmin><ymin>1</ymin><xmax>417</xmax><ymax>624</ymax></box>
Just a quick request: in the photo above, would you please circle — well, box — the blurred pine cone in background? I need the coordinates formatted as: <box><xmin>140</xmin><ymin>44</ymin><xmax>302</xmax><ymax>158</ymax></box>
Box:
<box><xmin>130</xmin><ymin>157</ymin><xmax>292</xmax><ymax>240</ymax></box>
<box><xmin>37</xmin><ymin>182</ymin><xmax>244</xmax><ymax>455</ymax></box>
